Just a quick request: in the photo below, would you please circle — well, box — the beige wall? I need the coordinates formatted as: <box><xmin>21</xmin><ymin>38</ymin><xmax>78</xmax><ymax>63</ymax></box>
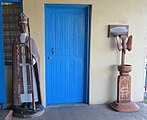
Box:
<box><xmin>22</xmin><ymin>0</ymin><xmax>147</xmax><ymax>106</ymax></box>
<box><xmin>90</xmin><ymin>0</ymin><xmax>147</xmax><ymax>104</ymax></box>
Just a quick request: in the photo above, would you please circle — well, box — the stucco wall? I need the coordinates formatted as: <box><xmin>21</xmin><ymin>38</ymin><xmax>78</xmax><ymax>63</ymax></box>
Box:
<box><xmin>23</xmin><ymin>0</ymin><xmax>147</xmax><ymax>106</ymax></box>
<box><xmin>90</xmin><ymin>0</ymin><xmax>147</xmax><ymax>104</ymax></box>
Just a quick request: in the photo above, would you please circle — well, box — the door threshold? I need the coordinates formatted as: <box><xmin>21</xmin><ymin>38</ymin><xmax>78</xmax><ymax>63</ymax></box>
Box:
<box><xmin>46</xmin><ymin>103</ymin><xmax>88</xmax><ymax>108</ymax></box>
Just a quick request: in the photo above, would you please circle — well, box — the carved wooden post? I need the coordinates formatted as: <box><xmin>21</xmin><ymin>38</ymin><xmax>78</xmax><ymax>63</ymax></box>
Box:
<box><xmin>110</xmin><ymin>64</ymin><xmax>140</xmax><ymax>112</ymax></box>
<box><xmin>117</xmin><ymin>65</ymin><xmax>131</xmax><ymax>103</ymax></box>
<box><xmin>108</xmin><ymin>25</ymin><xmax>140</xmax><ymax>112</ymax></box>
<box><xmin>109</xmin><ymin>34</ymin><xmax>140</xmax><ymax>112</ymax></box>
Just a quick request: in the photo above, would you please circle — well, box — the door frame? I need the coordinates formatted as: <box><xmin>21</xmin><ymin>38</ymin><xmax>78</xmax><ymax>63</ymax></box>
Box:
<box><xmin>45</xmin><ymin>4</ymin><xmax>91</xmax><ymax>104</ymax></box>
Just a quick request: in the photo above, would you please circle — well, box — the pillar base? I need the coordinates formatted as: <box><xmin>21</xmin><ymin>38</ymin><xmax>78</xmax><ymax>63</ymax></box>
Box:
<box><xmin>12</xmin><ymin>104</ymin><xmax>45</xmax><ymax>118</ymax></box>
<box><xmin>110</xmin><ymin>100</ymin><xmax>140</xmax><ymax>112</ymax></box>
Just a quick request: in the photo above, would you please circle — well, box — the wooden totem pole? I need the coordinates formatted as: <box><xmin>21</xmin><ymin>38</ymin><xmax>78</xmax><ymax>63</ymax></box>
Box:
<box><xmin>108</xmin><ymin>25</ymin><xmax>140</xmax><ymax>112</ymax></box>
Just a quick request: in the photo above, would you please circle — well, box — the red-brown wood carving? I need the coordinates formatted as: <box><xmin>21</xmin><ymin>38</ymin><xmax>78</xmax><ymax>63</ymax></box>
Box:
<box><xmin>109</xmin><ymin>32</ymin><xmax>140</xmax><ymax>112</ymax></box>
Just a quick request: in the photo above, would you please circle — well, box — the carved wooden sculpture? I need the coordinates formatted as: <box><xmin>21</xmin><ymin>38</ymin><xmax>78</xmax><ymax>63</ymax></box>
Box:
<box><xmin>109</xmin><ymin>26</ymin><xmax>140</xmax><ymax>112</ymax></box>
<box><xmin>12</xmin><ymin>13</ymin><xmax>44</xmax><ymax>118</ymax></box>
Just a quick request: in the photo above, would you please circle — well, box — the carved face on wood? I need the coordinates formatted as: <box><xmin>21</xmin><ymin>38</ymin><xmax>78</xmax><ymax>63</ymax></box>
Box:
<box><xmin>19</xmin><ymin>23</ymin><xmax>27</xmax><ymax>33</ymax></box>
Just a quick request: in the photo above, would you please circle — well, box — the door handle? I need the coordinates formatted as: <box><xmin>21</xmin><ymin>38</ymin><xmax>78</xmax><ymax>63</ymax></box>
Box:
<box><xmin>52</xmin><ymin>48</ymin><xmax>54</xmax><ymax>54</ymax></box>
<box><xmin>48</xmin><ymin>56</ymin><xmax>52</xmax><ymax>60</ymax></box>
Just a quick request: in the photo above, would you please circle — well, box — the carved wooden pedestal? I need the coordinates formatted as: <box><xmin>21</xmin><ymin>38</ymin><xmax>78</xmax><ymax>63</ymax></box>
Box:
<box><xmin>110</xmin><ymin>65</ymin><xmax>140</xmax><ymax>112</ymax></box>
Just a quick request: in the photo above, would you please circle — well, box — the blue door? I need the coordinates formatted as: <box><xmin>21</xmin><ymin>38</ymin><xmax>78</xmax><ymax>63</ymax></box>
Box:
<box><xmin>45</xmin><ymin>5</ymin><xmax>90</xmax><ymax>105</ymax></box>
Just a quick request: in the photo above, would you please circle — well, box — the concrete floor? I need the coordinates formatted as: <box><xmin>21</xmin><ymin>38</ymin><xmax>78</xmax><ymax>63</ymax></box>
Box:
<box><xmin>12</xmin><ymin>103</ymin><xmax>147</xmax><ymax>120</ymax></box>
